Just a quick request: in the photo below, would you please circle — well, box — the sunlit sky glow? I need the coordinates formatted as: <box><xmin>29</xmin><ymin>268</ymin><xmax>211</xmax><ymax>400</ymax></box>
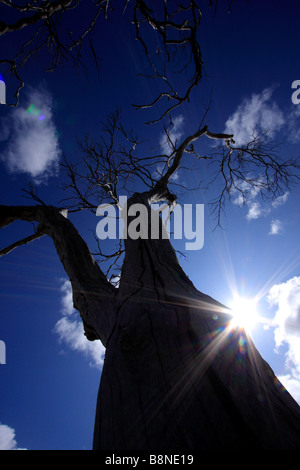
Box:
<box><xmin>229</xmin><ymin>296</ymin><xmax>259</xmax><ymax>332</ymax></box>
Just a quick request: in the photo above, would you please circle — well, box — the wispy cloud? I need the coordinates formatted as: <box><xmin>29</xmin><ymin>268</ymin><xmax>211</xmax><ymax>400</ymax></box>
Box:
<box><xmin>157</xmin><ymin>115</ymin><xmax>184</xmax><ymax>181</ymax></box>
<box><xmin>0</xmin><ymin>87</ymin><xmax>61</xmax><ymax>183</ymax></box>
<box><xmin>160</xmin><ymin>115</ymin><xmax>184</xmax><ymax>155</ymax></box>
<box><xmin>224</xmin><ymin>85</ymin><xmax>285</xmax><ymax>146</ymax></box>
<box><xmin>224</xmin><ymin>84</ymin><xmax>296</xmax><ymax>226</ymax></box>
<box><xmin>269</xmin><ymin>219</ymin><xmax>283</xmax><ymax>235</ymax></box>
<box><xmin>231</xmin><ymin>180</ymin><xmax>271</xmax><ymax>221</ymax></box>
<box><xmin>60</xmin><ymin>278</ymin><xmax>75</xmax><ymax>315</ymax></box>
<box><xmin>246</xmin><ymin>201</ymin><xmax>264</xmax><ymax>220</ymax></box>
<box><xmin>231</xmin><ymin>180</ymin><xmax>289</xmax><ymax>227</ymax></box>
<box><xmin>272</xmin><ymin>192</ymin><xmax>289</xmax><ymax>208</ymax></box>
<box><xmin>0</xmin><ymin>423</ymin><xmax>25</xmax><ymax>450</ymax></box>
<box><xmin>225</xmin><ymin>83</ymin><xmax>300</xmax><ymax>147</ymax></box>
<box><xmin>54</xmin><ymin>279</ymin><xmax>105</xmax><ymax>369</ymax></box>
<box><xmin>231</xmin><ymin>181</ymin><xmax>260</xmax><ymax>208</ymax></box>
<box><xmin>287</xmin><ymin>104</ymin><xmax>300</xmax><ymax>143</ymax></box>
<box><xmin>267</xmin><ymin>276</ymin><xmax>300</xmax><ymax>403</ymax></box>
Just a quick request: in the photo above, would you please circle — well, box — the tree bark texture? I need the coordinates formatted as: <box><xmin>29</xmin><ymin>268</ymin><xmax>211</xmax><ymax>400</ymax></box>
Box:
<box><xmin>93</xmin><ymin>194</ymin><xmax>300</xmax><ymax>450</ymax></box>
<box><xmin>1</xmin><ymin>201</ymin><xmax>300</xmax><ymax>450</ymax></box>
<box><xmin>0</xmin><ymin>205</ymin><xmax>116</xmax><ymax>345</ymax></box>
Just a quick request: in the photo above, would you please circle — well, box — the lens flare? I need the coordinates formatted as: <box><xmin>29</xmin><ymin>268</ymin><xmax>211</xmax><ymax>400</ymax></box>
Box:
<box><xmin>26</xmin><ymin>104</ymin><xmax>45</xmax><ymax>121</ymax></box>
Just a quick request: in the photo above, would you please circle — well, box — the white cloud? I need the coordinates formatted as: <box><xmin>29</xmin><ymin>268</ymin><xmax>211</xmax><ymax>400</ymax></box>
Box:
<box><xmin>156</xmin><ymin>115</ymin><xmax>184</xmax><ymax>182</ymax></box>
<box><xmin>160</xmin><ymin>115</ymin><xmax>184</xmax><ymax>155</ymax></box>
<box><xmin>287</xmin><ymin>104</ymin><xmax>300</xmax><ymax>143</ymax></box>
<box><xmin>246</xmin><ymin>201</ymin><xmax>262</xmax><ymax>220</ymax></box>
<box><xmin>272</xmin><ymin>191</ymin><xmax>289</xmax><ymax>208</ymax></box>
<box><xmin>231</xmin><ymin>180</ymin><xmax>258</xmax><ymax>207</ymax></box>
<box><xmin>268</xmin><ymin>276</ymin><xmax>300</xmax><ymax>346</ymax></box>
<box><xmin>224</xmin><ymin>86</ymin><xmax>294</xmax><ymax>226</ymax></box>
<box><xmin>224</xmin><ymin>85</ymin><xmax>285</xmax><ymax>146</ymax></box>
<box><xmin>231</xmin><ymin>183</ymin><xmax>270</xmax><ymax>221</ymax></box>
<box><xmin>269</xmin><ymin>219</ymin><xmax>283</xmax><ymax>235</ymax></box>
<box><xmin>267</xmin><ymin>276</ymin><xmax>300</xmax><ymax>403</ymax></box>
<box><xmin>231</xmin><ymin>177</ymin><xmax>289</xmax><ymax>225</ymax></box>
<box><xmin>60</xmin><ymin>278</ymin><xmax>75</xmax><ymax>315</ymax></box>
<box><xmin>0</xmin><ymin>423</ymin><xmax>25</xmax><ymax>450</ymax></box>
<box><xmin>0</xmin><ymin>87</ymin><xmax>61</xmax><ymax>182</ymax></box>
<box><xmin>277</xmin><ymin>373</ymin><xmax>300</xmax><ymax>405</ymax></box>
<box><xmin>225</xmin><ymin>84</ymin><xmax>300</xmax><ymax>146</ymax></box>
<box><xmin>54</xmin><ymin>279</ymin><xmax>105</xmax><ymax>368</ymax></box>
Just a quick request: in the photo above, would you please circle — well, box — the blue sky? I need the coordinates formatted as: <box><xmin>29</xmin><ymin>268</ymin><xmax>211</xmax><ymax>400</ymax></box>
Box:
<box><xmin>0</xmin><ymin>1</ymin><xmax>300</xmax><ymax>450</ymax></box>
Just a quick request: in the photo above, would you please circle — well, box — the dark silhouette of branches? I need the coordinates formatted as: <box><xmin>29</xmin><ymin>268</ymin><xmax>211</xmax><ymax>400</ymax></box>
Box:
<box><xmin>9</xmin><ymin>113</ymin><xmax>299</xmax><ymax>278</ymax></box>
<box><xmin>0</xmin><ymin>225</ymin><xmax>45</xmax><ymax>258</ymax></box>
<box><xmin>130</xmin><ymin>0</ymin><xmax>204</xmax><ymax>123</ymax></box>
<box><xmin>0</xmin><ymin>0</ymin><xmax>234</xmax><ymax>119</ymax></box>
<box><xmin>129</xmin><ymin>0</ymin><xmax>241</xmax><ymax>123</ymax></box>
<box><xmin>208</xmin><ymin>132</ymin><xmax>300</xmax><ymax>225</ymax></box>
<box><xmin>59</xmin><ymin>111</ymin><xmax>300</xmax><ymax>225</ymax></box>
<box><xmin>59</xmin><ymin>110</ymin><xmax>167</xmax><ymax>211</ymax></box>
<box><xmin>0</xmin><ymin>0</ymin><xmax>108</xmax><ymax>105</ymax></box>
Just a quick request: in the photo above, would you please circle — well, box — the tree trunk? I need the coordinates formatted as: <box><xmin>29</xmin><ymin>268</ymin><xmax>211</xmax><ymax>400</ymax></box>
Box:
<box><xmin>1</xmin><ymin>202</ymin><xmax>300</xmax><ymax>450</ymax></box>
<box><xmin>0</xmin><ymin>205</ymin><xmax>116</xmax><ymax>345</ymax></box>
<box><xmin>93</xmin><ymin>193</ymin><xmax>300</xmax><ymax>450</ymax></box>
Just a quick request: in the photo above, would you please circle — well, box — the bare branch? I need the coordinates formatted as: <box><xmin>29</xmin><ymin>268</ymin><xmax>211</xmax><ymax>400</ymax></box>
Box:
<box><xmin>130</xmin><ymin>0</ymin><xmax>204</xmax><ymax>123</ymax></box>
<box><xmin>91</xmin><ymin>230</ymin><xmax>125</xmax><ymax>279</ymax></box>
<box><xmin>0</xmin><ymin>230</ymin><xmax>45</xmax><ymax>258</ymax></box>
<box><xmin>149</xmin><ymin>124</ymin><xmax>234</xmax><ymax>203</ymax></box>
<box><xmin>0</xmin><ymin>0</ymin><xmax>106</xmax><ymax>105</ymax></box>
<box><xmin>208</xmin><ymin>131</ymin><xmax>300</xmax><ymax>226</ymax></box>
<box><xmin>0</xmin><ymin>204</ymin><xmax>116</xmax><ymax>345</ymax></box>
<box><xmin>0</xmin><ymin>1</ymin><xmax>233</xmax><ymax>119</ymax></box>
<box><xmin>0</xmin><ymin>1</ymin><xmax>73</xmax><ymax>36</ymax></box>
<box><xmin>60</xmin><ymin>110</ymin><xmax>166</xmax><ymax>211</ymax></box>
<box><xmin>22</xmin><ymin>183</ymin><xmax>48</xmax><ymax>205</ymax></box>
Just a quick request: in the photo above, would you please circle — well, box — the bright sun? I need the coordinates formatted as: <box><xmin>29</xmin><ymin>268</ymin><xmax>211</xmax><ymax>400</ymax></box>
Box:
<box><xmin>229</xmin><ymin>296</ymin><xmax>258</xmax><ymax>332</ymax></box>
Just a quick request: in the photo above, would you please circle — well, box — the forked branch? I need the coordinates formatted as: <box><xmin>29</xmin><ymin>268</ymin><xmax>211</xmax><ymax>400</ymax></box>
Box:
<box><xmin>0</xmin><ymin>204</ymin><xmax>116</xmax><ymax>346</ymax></box>
<box><xmin>208</xmin><ymin>131</ymin><xmax>300</xmax><ymax>225</ymax></box>
<box><xmin>131</xmin><ymin>0</ymin><xmax>204</xmax><ymax>123</ymax></box>
<box><xmin>0</xmin><ymin>0</ymin><xmax>106</xmax><ymax>106</ymax></box>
